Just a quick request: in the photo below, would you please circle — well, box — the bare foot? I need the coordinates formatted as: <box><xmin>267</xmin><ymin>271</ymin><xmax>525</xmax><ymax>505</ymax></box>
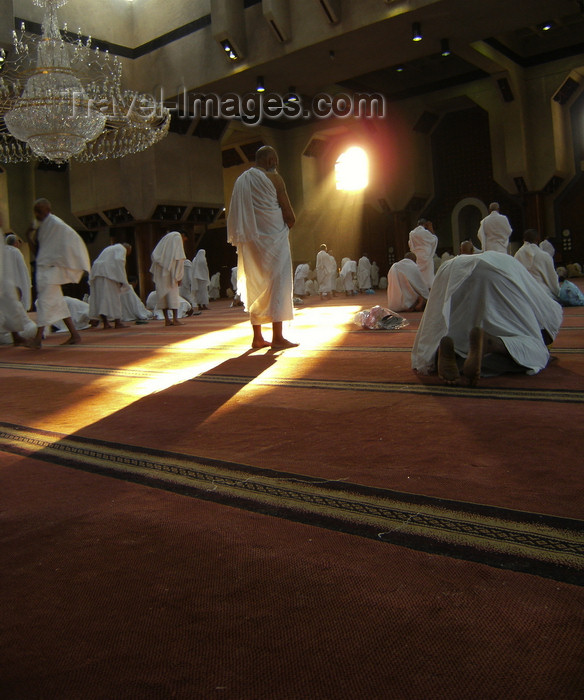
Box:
<box><xmin>164</xmin><ymin>320</ymin><xmax>173</xmax><ymax>327</ymax></box>
<box><xmin>102</xmin><ymin>323</ymin><xmax>112</xmax><ymax>330</ymax></box>
<box><xmin>114</xmin><ymin>322</ymin><xmax>130</xmax><ymax>328</ymax></box>
<box><xmin>437</xmin><ymin>336</ymin><xmax>460</xmax><ymax>385</ymax></box>
<box><xmin>61</xmin><ymin>335</ymin><xmax>81</xmax><ymax>345</ymax></box>
<box><xmin>25</xmin><ymin>338</ymin><xmax>42</xmax><ymax>350</ymax></box>
<box><xmin>271</xmin><ymin>338</ymin><xmax>299</xmax><ymax>349</ymax></box>
<box><xmin>172</xmin><ymin>320</ymin><xmax>185</xmax><ymax>326</ymax></box>
<box><xmin>251</xmin><ymin>339</ymin><xmax>271</xmax><ymax>349</ymax></box>
<box><xmin>462</xmin><ymin>327</ymin><xmax>484</xmax><ymax>386</ymax></box>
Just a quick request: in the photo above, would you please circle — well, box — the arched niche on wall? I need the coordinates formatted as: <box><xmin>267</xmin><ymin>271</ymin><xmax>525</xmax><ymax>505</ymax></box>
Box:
<box><xmin>451</xmin><ymin>197</ymin><xmax>488</xmax><ymax>253</ymax></box>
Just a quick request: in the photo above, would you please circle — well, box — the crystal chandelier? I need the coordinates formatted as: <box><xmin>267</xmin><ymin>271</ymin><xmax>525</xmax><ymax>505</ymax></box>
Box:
<box><xmin>0</xmin><ymin>0</ymin><xmax>170</xmax><ymax>163</ymax></box>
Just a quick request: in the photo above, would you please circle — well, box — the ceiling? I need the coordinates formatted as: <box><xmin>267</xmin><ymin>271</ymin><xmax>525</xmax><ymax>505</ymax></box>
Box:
<box><xmin>197</xmin><ymin>0</ymin><xmax>584</xmax><ymax>103</ymax></box>
<box><xmin>6</xmin><ymin>0</ymin><xmax>584</xmax><ymax>125</ymax></box>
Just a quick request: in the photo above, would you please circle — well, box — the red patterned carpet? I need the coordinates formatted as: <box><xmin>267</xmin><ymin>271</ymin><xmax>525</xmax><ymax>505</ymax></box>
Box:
<box><xmin>1</xmin><ymin>290</ymin><xmax>583</xmax><ymax>699</ymax></box>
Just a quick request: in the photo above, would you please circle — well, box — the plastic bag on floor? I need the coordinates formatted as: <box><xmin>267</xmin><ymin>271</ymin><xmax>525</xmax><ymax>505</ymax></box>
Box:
<box><xmin>353</xmin><ymin>305</ymin><xmax>409</xmax><ymax>330</ymax></box>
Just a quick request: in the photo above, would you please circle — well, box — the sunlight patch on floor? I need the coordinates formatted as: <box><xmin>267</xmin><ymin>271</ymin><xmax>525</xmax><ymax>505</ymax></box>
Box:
<box><xmin>31</xmin><ymin>303</ymin><xmax>362</xmax><ymax>435</ymax></box>
<box><xmin>196</xmin><ymin>304</ymin><xmax>362</xmax><ymax>423</ymax></box>
<box><xmin>37</xmin><ymin>321</ymin><xmax>256</xmax><ymax>432</ymax></box>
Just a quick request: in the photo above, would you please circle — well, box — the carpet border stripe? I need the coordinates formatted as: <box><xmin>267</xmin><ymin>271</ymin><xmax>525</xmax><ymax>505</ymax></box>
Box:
<box><xmin>1</xmin><ymin>362</ymin><xmax>583</xmax><ymax>404</ymax></box>
<box><xmin>1</xmin><ymin>421</ymin><xmax>583</xmax><ymax>586</ymax></box>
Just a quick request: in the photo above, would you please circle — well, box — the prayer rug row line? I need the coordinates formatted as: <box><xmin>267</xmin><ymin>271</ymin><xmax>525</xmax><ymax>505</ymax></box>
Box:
<box><xmin>0</xmin><ymin>421</ymin><xmax>582</xmax><ymax>586</ymax></box>
<box><xmin>1</xmin><ymin>362</ymin><xmax>583</xmax><ymax>403</ymax></box>
<box><xmin>6</xmin><ymin>343</ymin><xmax>584</xmax><ymax>356</ymax></box>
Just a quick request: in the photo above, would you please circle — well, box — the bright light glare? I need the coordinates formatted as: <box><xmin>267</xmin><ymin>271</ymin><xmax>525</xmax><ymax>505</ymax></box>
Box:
<box><xmin>40</xmin><ymin>323</ymin><xmax>256</xmax><ymax>433</ymax></box>
<box><xmin>335</xmin><ymin>147</ymin><xmax>369</xmax><ymax>191</ymax></box>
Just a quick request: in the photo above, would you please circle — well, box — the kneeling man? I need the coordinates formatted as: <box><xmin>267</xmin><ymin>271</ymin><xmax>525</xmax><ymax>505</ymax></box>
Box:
<box><xmin>411</xmin><ymin>252</ymin><xmax>562</xmax><ymax>386</ymax></box>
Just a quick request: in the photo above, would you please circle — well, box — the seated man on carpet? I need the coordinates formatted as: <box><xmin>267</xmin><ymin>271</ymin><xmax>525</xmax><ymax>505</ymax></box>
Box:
<box><xmin>514</xmin><ymin>228</ymin><xmax>560</xmax><ymax>299</ymax></box>
<box><xmin>386</xmin><ymin>252</ymin><xmax>428</xmax><ymax>312</ymax></box>
<box><xmin>556</xmin><ymin>267</ymin><xmax>584</xmax><ymax>307</ymax></box>
<box><xmin>411</xmin><ymin>252</ymin><xmax>563</xmax><ymax>386</ymax></box>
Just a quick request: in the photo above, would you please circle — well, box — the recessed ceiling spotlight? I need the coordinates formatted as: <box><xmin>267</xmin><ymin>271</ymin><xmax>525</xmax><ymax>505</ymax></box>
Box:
<box><xmin>220</xmin><ymin>39</ymin><xmax>240</xmax><ymax>60</ymax></box>
<box><xmin>440</xmin><ymin>38</ymin><xmax>451</xmax><ymax>56</ymax></box>
<box><xmin>412</xmin><ymin>22</ymin><xmax>422</xmax><ymax>42</ymax></box>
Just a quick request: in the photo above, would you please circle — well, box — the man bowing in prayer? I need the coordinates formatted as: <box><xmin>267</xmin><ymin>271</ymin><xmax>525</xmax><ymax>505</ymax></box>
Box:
<box><xmin>227</xmin><ymin>145</ymin><xmax>298</xmax><ymax>349</ymax></box>
<box><xmin>88</xmin><ymin>242</ymin><xmax>133</xmax><ymax>329</ymax></box>
<box><xmin>150</xmin><ymin>230</ymin><xmax>187</xmax><ymax>326</ymax></box>
<box><xmin>411</xmin><ymin>252</ymin><xmax>562</xmax><ymax>387</ymax></box>
<box><xmin>30</xmin><ymin>198</ymin><xmax>91</xmax><ymax>347</ymax></box>
<box><xmin>386</xmin><ymin>252</ymin><xmax>428</xmax><ymax>312</ymax></box>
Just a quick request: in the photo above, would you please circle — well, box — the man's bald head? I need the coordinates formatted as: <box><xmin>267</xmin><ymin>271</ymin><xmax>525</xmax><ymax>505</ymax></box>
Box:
<box><xmin>489</xmin><ymin>202</ymin><xmax>500</xmax><ymax>213</ymax></box>
<box><xmin>523</xmin><ymin>228</ymin><xmax>540</xmax><ymax>244</ymax></box>
<box><xmin>255</xmin><ymin>146</ymin><xmax>278</xmax><ymax>171</ymax></box>
<box><xmin>459</xmin><ymin>240</ymin><xmax>474</xmax><ymax>255</ymax></box>
<box><xmin>33</xmin><ymin>198</ymin><xmax>51</xmax><ymax>222</ymax></box>
<box><xmin>404</xmin><ymin>252</ymin><xmax>417</xmax><ymax>262</ymax></box>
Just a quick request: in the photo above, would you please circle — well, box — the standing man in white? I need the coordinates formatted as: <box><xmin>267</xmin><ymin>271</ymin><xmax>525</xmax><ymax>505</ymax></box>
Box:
<box><xmin>408</xmin><ymin>218</ymin><xmax>438</xmax><ymax>291</ymax></box>
<box><xmin>357</xmin><ymin>253</ymin><xmax>372</xmax><ymax>292</ymax></box>
<box><xmin>477</xmin><ymin>202</ymin><xmax>513</xmax><ymax>254</ymax></box>
<box><xmin>191</xmin><ymin>249</ymin><xmax>210</xmax><ymax>310</ymax></box>
<box><xmin>227</xmin><ymin>146</ymin><xmax>297</xmax><ymax>349</ymax></box>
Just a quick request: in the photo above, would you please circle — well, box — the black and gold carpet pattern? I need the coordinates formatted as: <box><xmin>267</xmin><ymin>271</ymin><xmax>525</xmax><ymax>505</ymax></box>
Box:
<box><xmin>1</xmin><ymin>421</ymin><xmax>582</xmax><ymax>586</ymax></box>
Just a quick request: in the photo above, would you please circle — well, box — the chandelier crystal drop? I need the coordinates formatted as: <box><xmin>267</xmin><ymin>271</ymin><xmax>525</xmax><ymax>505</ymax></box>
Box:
<box><xmin>0</xmin><ymin>0</ymin><xmax>170</xmax><ymax>163</ymax></box>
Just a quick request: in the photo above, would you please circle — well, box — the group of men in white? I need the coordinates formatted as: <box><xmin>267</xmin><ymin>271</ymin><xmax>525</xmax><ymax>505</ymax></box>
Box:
<box><xmin>294</xmin><ymin>246</ymin><xmax>380</xmax><ymax>299</ymax></box>
<box><xmin>0</xmin><ymin>199</ymin><xmax>223</xmax><ymax>347</ymax></box>
<box><xmin>0</xmin><ymin>181</ymin><xmax>578</xmax><ymax>387</ymax></box>
<box><xmin>387</xmin><ymin>201</ymin><xmax>573</xmax><ymax>385</ymax></box>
